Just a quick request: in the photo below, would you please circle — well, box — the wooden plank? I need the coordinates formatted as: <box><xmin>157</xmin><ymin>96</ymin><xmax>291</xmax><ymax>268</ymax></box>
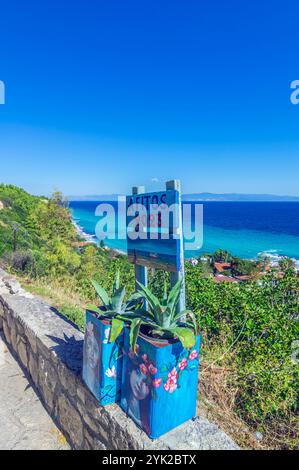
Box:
<box><xmin>166</xmin><ymin>179</ymin><xmax>186</xmax><ymax>313</ymax></box>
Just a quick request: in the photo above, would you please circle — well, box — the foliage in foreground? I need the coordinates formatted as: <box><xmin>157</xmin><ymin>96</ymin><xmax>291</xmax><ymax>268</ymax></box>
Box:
<box><xmin>1</xmin><ymin>184</ymin><xmax>298</xmax><ymax>448</ymax></box>
<box><xmin>186</xmin><ymin>263</ymin><xmax>299</xmax><ymax>432</ymax></box>
<box><xmin>129</xmin><ymin>279</ymin><xmax>198</xmax><ymax>351</ymax></box>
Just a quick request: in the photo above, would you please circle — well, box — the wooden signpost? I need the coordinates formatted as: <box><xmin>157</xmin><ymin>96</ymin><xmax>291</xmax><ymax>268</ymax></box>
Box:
<box><xmin>127</xmin><ymin>180</ymin><xmax>185</xmax><ymax>312</ymax></box>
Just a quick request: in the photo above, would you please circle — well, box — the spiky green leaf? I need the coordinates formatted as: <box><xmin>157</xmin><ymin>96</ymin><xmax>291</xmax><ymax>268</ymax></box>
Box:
<box><xmin>169</xmin><ymin>326</ymin><xmax>196</xmax><ymax>349</ymax></box>
<box><xmin>129</xmin><ymin>318</ymin><xmax>142</xmax><ymax>353</ymax></box>
<box><xmin>91</xmin><ymin>280</ymin><xmax>111</xmax><ymax>307</ymax></box>
<box><xmin>86</xmin><ymin>304</ymin><xmax>105</xmax><ymax>317</ymax></box>
<box><xmin>111</xmin><ymin>286</ymin><xmax>126</xmax><ymax>312</ymax></box>
<box><xmin>136</xmin><ymin>281</ymin><xmax>161</xmax><ymax>312</ymax></box>
<box><xmin>110</xmin><ymin>318</ymin><xmax>124</xmax><ymax>343</ymax></box>
<box><xmin>167</xmin><ymin>279</ymin><xmax>183</xmax><ymax>318</ymax></box>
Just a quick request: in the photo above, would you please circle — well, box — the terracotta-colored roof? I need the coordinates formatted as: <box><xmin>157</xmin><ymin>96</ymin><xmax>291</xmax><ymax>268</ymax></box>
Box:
<box><xmin>214</xmin><ymin>262</ymin><xmax>231</xmax><ymax>273</ymax></box>
<box><xmin>213</xmin><ymin>275</ymin><xmax>238</xmax><ymax>283</ymax></box>
<box><xmin>234</xmin><ymin>275</ymin><xmax>253</xmax><ymax>281</ymax></box>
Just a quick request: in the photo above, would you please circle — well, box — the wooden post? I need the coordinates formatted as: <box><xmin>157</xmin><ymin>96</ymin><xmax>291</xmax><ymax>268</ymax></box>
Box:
<box><xmin>166</xmin><ymin>179</ymin><xmax>186</xmax><ymax>313</ymax></box>
<box><xmin>132</xmin><ymin>186</ymin><xmax>148</xmax><ymax>292</ymax></box>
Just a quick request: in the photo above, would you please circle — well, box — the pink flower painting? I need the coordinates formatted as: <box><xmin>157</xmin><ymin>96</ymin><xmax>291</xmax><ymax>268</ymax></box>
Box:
<box><xmin>139</xmin><ymin>363</ymin><xmax>147</xmax><ymax>376</ymax></box>
<box><xmin>178</xmin><ymin>358</ymin><xmax>188</xmax><ymax>370</ymax></box>
<box><xmin>168</xmin><ymin>367</ymin><xmax>179</xmax><ymax>381</ymax></box>
<box><xmin>152</xmin><ymin>378</ymin><xmax>162</xmax><ymax>388</ymax></box>
<box><xmin>164</xmin><ymin>377</ymin><xmax>178</xmax><ymax>393</ymax></box>
<box><xmin>126</xmin><ymin>341</ymin><xmax>199</xmax><ymax>398</ymax></box>
<box><xmin>142</xmin><ymin>354</ymin><xmax>148</xmax><ymax>363</ymax></box>
<box><xmin>148</xmin><ymin>363</ymin><xmax>158</xmax><ymax>376</ymax></box>
<box><xmin>189</xmin><ymin>350</ymin><xmax>198</xmax><ymax>361</ymax></box>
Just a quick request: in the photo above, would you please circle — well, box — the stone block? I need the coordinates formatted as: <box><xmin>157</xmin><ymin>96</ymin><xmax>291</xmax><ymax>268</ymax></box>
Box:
<box><xmin>10</xmin><ymin>321</ymin><xmax>18</xmax><ymax>351</ymax></box>
<box><xmin>17</xmin><ymin>337</ymin><xmax>28</xmax><ymax>369</ymax></box>
<box><xmin>28</xmin><ymin>350</ymin><xmax>39</xmax><ymax>386</ymax></box>
<box><xmin>58</xmin><ymin>394</ymin><xmax>84</xmax><ymax>449</ymax></box>
<box><xmin>3</xmin><ymin>319</ymin><xmax>11</xmax><ymax>344</ymax></box>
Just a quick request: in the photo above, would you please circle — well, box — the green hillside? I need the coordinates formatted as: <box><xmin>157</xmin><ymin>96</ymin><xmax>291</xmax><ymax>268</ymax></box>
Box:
<box><xmin>0</xmin><ymin>185</ymin><xmax>80</xmax><ymax>274</ymax></box>
<box><xmin>0</xmin><ymin>184</ymin><xmax>298</xmax><ymax>449</ymax></box>
<box><xmin>0</xmin><ymin>184</ymin><xmax>135</xmax><ymax>326</ymax></box>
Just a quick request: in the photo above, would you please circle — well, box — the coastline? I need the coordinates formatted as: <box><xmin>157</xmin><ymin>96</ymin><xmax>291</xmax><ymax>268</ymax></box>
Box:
<box><xmin>72</xmin><ymin>219</ymin><xmax>127</xmax><ymax>256</ymax></box>
<box><xmin>72</xmin><ymin>219</ymin><xmax>98</xmax><ymax>245</ymax></box>
<box><xmin>71</xmin><ymin>217</ymin><xmax>299</xmax><ymax>270</ymax></box>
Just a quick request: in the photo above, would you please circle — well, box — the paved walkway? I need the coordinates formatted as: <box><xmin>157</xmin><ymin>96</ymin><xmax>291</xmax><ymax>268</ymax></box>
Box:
<box><xmin>0</xmin><ymin>332</ymin><xmax>70</xmax><ymax>450</ymax></box>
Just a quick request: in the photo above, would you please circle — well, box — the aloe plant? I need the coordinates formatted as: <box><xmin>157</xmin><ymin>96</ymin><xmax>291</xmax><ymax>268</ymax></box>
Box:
<box><xmin>87</xmin><ymin>271</ymin><xmax>142</xmax><ymax>342</ymax></box>
<box><xmin>129</xmin><ymin>279</ymin><xmax>198</xmax><ymax>352</ymax></box>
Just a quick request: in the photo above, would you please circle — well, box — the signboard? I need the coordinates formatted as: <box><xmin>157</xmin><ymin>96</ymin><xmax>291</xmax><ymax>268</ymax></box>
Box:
<box><xmin>126</xmin><ymin>189</ymin><xmax>182</xmax><ymax>272</ymax></box>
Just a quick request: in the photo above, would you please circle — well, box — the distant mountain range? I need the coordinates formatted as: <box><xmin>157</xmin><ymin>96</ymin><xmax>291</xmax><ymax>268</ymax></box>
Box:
<box><xmin>182</xmin><ymin>193</ymin><xmax>299</xmax><ymax>202</ymax></box>
<box><xmin>68</xmin><ymin>193</ymin><xmax>299</xmax><ymax>202</ymax></box>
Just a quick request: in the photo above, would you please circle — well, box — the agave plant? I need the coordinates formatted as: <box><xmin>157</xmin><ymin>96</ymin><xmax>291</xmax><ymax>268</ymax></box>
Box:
<box><xmin>129</xmin><ymin>279</ymin><xmax>198</xmax><ymax>352</ymax></box>
<box><xmin>87</xmin><ymin>271</ymin><xmax>143</xmax><ymax>343</ymax></box>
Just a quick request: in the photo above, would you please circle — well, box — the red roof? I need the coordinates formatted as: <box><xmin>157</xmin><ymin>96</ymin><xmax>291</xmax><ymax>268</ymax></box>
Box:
<box><xmin>214</xmin><ymin>262</ymin><xmax>232</xmax><ymax>273</ymax></box>
<box><xmin>213</xmin><ymin>275</ymin><xmax>238</xmax><ymax>283</ymax></box>
<box><xmin>234</xmin><ymin>275</ymin><xmax>253</xmax><ymax>281</ymax></box>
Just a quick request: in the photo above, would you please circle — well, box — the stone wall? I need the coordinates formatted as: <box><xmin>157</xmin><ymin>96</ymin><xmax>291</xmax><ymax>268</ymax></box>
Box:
<box><xmin>0</xmin><ymin>269</ymin><xmax>238</xmax><ymax>450</ymax></box>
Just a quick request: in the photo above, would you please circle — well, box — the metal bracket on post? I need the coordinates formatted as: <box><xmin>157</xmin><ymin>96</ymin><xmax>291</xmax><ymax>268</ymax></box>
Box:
<box><xmin>166</xmin><ymin>179</ymin><xmax>186</xmax><ymax>313</ymax></box>
<box><xmin>132</xmin><ymin>186</ymin><xmax>148</xmax><ymax>293</ymax></box>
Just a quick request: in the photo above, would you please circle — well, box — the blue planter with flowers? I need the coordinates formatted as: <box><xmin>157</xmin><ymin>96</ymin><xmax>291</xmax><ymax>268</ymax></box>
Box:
<box><xmin>82</xmin><ymin>310</ymin><xmax>124</xmax><ymax>405</ymax></box>
<box><xmin>82</xmin><ymin>271</ymin><xmax>141</xmax><ymax>405</ymax></box>
<box><xmin>120</xmin><ymin>327</ymin><xmax>200</xmax><ymax>438</ymax></box>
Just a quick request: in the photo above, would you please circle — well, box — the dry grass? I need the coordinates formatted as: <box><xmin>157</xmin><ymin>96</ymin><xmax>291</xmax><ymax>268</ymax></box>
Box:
<box><xmin>197</xmin><ymin>361</ymin><xmax>299</xmax><ymax>450</ymax></box>
<box><xmin>19</xmin><ymin>276</ymin><xmax>85</xmax><ymax>307</ymax></box>
<box><xmin>17</xmin><ymin>276</ymin><xmax>299</xmax><ymax>450</ymax></box>
<box><xmin>18</xmin><ymin>276</ymin><xmax>86</xmax><ymax>329</ymax></box>
<box><xmin>197</xmin><ymin>362</ymin><xmax>263</xmax><ymax>449</ymax></box>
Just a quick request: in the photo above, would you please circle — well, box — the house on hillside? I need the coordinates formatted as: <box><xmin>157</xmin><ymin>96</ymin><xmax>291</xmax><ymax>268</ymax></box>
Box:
<box><xmin>214</xmin><ymin>262</ymin><xmax>232</xmax><ymax>274</ymax></box>
<box><xmin>213</xmin><ymin>274</ymin><xmax>238</xmax><ymax>284</ymax></box>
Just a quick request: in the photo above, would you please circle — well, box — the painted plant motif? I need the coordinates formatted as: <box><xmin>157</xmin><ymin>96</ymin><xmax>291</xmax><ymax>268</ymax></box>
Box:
<box><xmin>125</xmin><ymin>345</ymin><xmax>199</xmax><ymax>399</ymax></box>
<box><xmin>100</xmin><ymin>335</ymin><xmax>125</xmax><ymax>403</ymax></box>
<box><xmin>105</xmin><ymin>365</ymin><xmax>117</xmax><ymax>379</ymax></box>
<box><xmin>83</xmin><ymin>321</ymin><xmax>100</xmax><ymax>395</ymax></box>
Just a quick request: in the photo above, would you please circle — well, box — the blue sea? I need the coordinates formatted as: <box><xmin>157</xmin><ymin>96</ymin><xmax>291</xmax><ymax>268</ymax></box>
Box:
<box><xmin>70</xmin><ymin>201</ymin><xmax>299</xmax><ymax>261</ymax></box>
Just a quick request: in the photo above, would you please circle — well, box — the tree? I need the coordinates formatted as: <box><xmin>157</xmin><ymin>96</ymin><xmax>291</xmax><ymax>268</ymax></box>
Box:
<box><xmin>278</xmin><ymin>257</ymin><xmax>296</xmax><ymax>272</ymax></box>
<box><xmin>212</xmin><ymin>249</ymin><xmax>233</xmax><ymax>263</ymax></box>
<box><xmin>258</xmin><ymin>254</ymin><xmax>271</xmax><ymax>271</ymax></box>
<box><xmin>51</xmin><ymin>190</ymin><xmax>69</xmax><ymax>208</ymax></box>
<box><xmin>231</xmin><ymin>257</ymin><xmax>260</xmax><ymax>276</ymax></box>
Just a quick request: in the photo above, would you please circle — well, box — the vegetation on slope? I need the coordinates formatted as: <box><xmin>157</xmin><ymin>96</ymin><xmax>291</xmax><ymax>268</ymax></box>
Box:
<box><xmin>0</xmin><ymin>184</ymin><xmax>298</xmax><ymax>449</ymax></box>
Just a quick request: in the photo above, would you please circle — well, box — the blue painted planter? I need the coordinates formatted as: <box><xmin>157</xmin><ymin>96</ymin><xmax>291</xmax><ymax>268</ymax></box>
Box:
<box><xmin>120</xmin><ymin>328</ymin><xmax>200</xmax><ymax>439</ymax></box>
<box><xmin>82</xmin><ymin>310</ymin><xmax>124</xmax><ymax>405</ymax></box>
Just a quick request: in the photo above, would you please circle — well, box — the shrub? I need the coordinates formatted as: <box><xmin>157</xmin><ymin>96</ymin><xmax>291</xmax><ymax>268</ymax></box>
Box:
<box><xmin>9</xmin><ymin>250</ymin><xmax>34</xmax><ymax>273</ymax></box>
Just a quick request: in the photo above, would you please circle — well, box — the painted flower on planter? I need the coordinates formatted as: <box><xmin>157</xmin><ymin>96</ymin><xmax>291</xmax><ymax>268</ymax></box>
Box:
<box><xmin>105</xmin><ymin>365</ymin><xmax>117</xmax><ymax>379</ymax></box>
<box><xmin>189</xmin><ymin>350</ymin><xmax>198</xmax><ymax>361</ymax></box>
<box><xmin>152</xmin><ymin>378</ymin><xmax>162</xmax><ymax>388</ymax></box>
<box><xmin>148</xmin><ymin>363</ymin><xmax>158</xmax><ymax>376</ymax></box>
<box><xmin>164</xmin><ymin>377</ymin><xmax>178</xmax><ymax>393</ymax></box>
<box><xmin>139</xmin><ymin>363</ymin><xmax>147</xmax><ymax>376</ymax></box>
<box><xmin>178</xmin><ymin>358</ymin><xmax>188</xmax><ymax>370</ymax></box>
<box><xmin>168</xmin><ymin>367</ymin><xmax>179</xmax><ymax>381</ymax></box>
<box><xmin>142</xmin><ymin>354</ymin><xmax>148</xmax><ymax>363</ymax></box>
<box><xmin>125</xmin><ymin>344</ymin><xmax>199</xmax><ymax>399</ymax></box>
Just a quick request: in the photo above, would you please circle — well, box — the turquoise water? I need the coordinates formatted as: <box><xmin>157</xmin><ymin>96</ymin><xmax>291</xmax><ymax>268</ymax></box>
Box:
<box><xmin>70</xmin><ymin>201</ymin><xmax>299</xmax><ymax>260</ymax></box>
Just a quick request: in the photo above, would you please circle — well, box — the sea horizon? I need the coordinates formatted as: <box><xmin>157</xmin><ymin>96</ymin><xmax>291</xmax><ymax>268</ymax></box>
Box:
<box><xmin>70</xmin><ymin>200</ymin><xmax>299</xmax><ymax>263</ymax></box>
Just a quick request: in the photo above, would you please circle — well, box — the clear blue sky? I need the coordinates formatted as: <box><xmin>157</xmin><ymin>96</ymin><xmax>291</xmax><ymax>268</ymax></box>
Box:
<box><xmin>0</xmin><ymin>1</ymin><xmax>298</xmax><ymax>196</ymax></box>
